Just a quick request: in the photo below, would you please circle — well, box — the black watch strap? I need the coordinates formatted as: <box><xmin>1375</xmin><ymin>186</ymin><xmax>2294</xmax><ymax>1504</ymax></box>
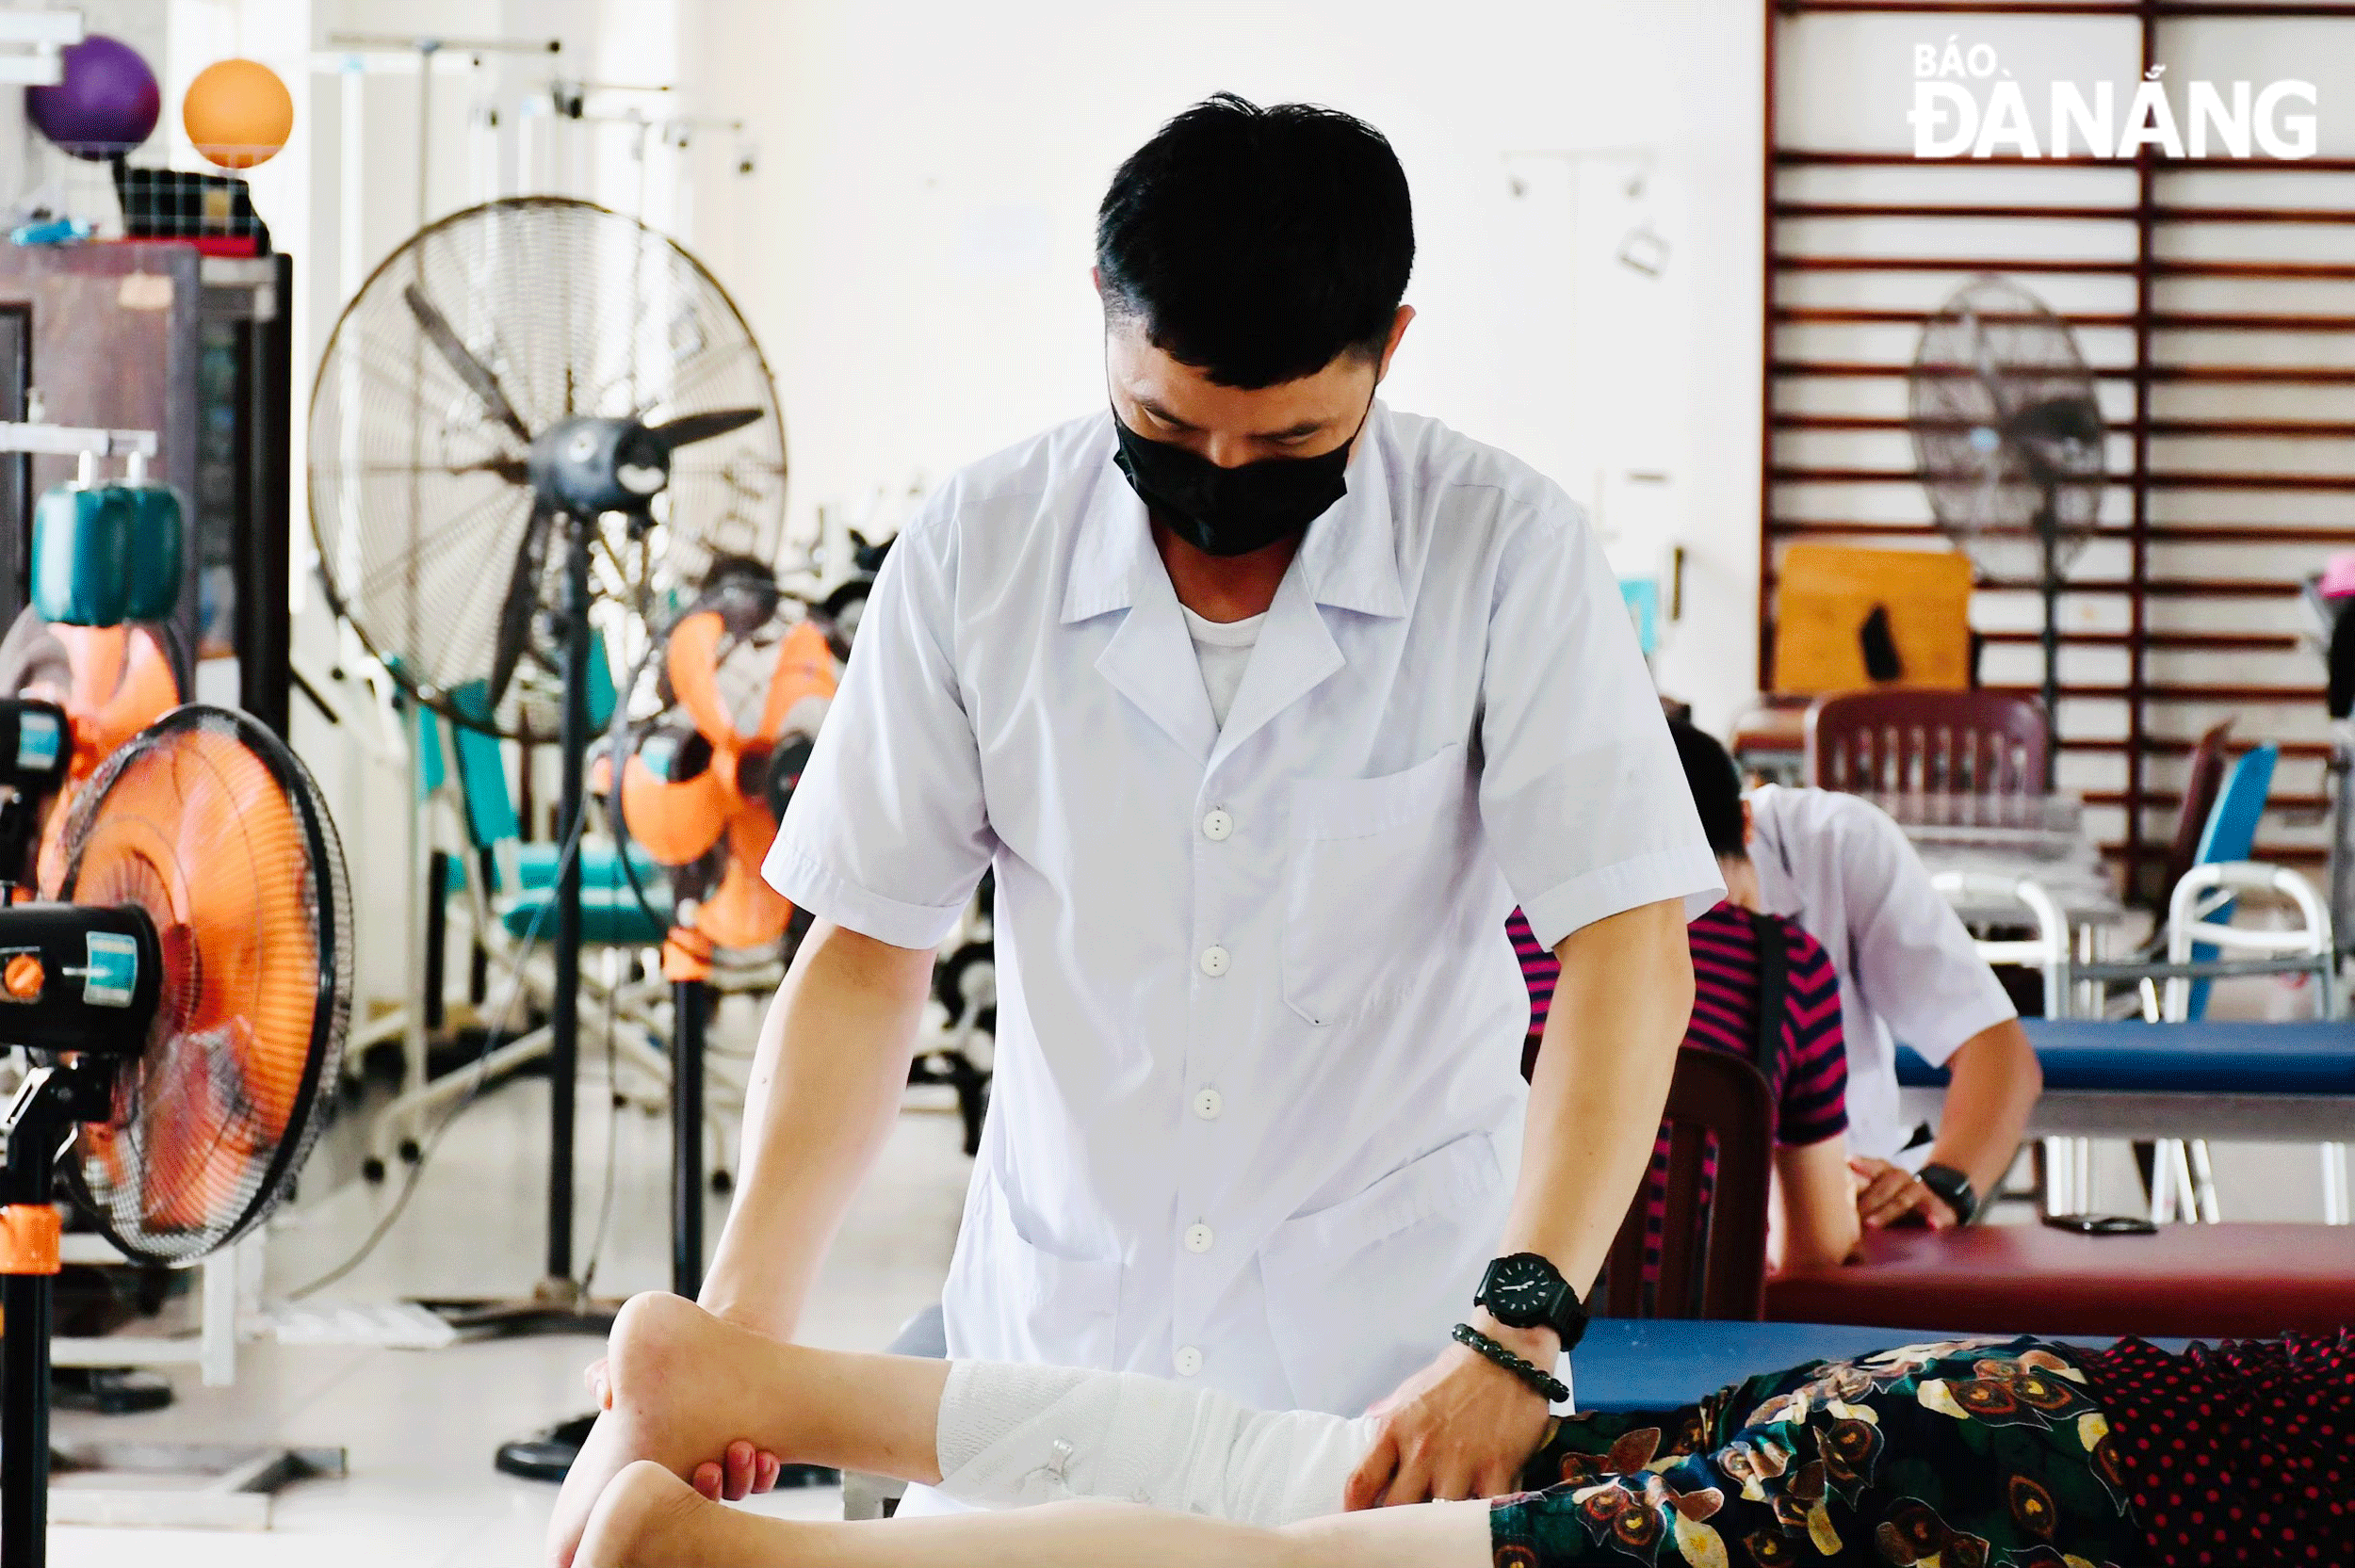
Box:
<box><xmin>1548</xmin><ymin>1285</ymin><xmax>1590</xmax><ymax>1351</ymax></box>
<box><xmin>1916</xmin><ymin>1162</ymin><xmax>1980</xmax><ymax>1225</ymax></box>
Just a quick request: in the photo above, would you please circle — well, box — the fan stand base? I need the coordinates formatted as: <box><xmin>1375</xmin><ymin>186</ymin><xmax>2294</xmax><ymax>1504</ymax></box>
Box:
<box><xmin>414</xmin><ymin>1277</ymin><xmax>621</xmax><ymax>1339</ymax></box>
<box><xmin>42</xmin><ymin>1441</ymin><xmax>347</xmax><ymax>1531</ymax></box>
<box><xmin>491</xmin><ymin>1411</ymin><xmax>838</xmax><ymax>1489</ymax></box>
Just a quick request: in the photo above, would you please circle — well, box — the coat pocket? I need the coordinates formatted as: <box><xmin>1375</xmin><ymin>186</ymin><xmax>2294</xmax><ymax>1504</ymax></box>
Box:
<box><xmin>946</xmin><ymin>1176</ymin><xmax>1122</xmax><ymax>1368</ymax></box>
<box><xmin>1281</xmin><ymin>743</ymin><xmax>1473</xmax><ymax>1026</ymax></box>
<box><xmin>1259</xmin><ymin>1129</ymin><xmax>1504</xmax><ymax>1414</ymax></box>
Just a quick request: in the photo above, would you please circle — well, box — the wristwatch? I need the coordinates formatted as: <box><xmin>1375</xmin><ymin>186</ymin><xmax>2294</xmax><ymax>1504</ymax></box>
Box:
<box><xmin>1473</xmin><ymin>1252</ymin><xmax>1588</xmax><ymax>1350</ymax></box>
<box><xmin>1916</xmin><ymin>1162</ymin><xmax>1980</xmax><ymax>1225</ymax></box>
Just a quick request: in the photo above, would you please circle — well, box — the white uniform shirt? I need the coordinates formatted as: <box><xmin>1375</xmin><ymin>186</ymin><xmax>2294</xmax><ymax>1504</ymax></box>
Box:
<box><xmin>767</xmin><ymin>402</ymin><xmax>1719</xmax><ymax>1418</ymax></box>
<box><xmin>1746</xmin><ymin>784</ymin><xmax>2018</xmax><ymax>1161</ymax></box>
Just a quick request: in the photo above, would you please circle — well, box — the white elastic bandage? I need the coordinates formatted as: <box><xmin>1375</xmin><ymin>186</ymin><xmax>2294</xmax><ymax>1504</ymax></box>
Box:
<box><xmin>933</xmin><ymin>1360</ymin><xmax>1378</xmax><ymax>1527</ymax></box>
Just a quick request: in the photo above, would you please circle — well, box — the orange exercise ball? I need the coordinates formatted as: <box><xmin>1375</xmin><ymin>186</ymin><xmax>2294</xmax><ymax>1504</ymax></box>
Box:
<box><xmin>181</xmin><ymin>58</ymin><xmax>292</xmax><ymax>170</ymax></box>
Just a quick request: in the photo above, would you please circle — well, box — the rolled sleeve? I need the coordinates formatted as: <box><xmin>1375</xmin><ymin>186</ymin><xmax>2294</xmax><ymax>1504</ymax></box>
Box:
<box><xmin>1477</xmin><ymin>493</ymin><xmax>1722</xmax><ymax>951</ymax></box>
<box><xmin>763</xmin><ymin>499</ymin><xmax>994</xmax><ymax>950</ymax></box>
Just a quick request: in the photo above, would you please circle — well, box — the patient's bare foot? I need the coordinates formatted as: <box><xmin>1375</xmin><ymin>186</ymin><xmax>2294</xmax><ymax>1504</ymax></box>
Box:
<box><xmin>546</xmin><ymin>1292</ymin><xmax>762</xmax><ymax>1568</ymax></box>
<box><xmin>576</xmin><ymin>1461</ymin><xmax>709</xmax><ymax>1568</ymax></box>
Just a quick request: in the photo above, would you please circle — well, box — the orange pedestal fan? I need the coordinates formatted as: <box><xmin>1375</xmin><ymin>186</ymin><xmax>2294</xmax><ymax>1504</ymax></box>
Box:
<box><xmin>0</xmin><ymin>705</ymin><xmax>351</xmax><ymax>1568</ymax></box>
<box><xmin>610</xmin><ymin>570</ymin><xmax>835</xmax><ymax>1299</ymax></box>
<box><xmin>0</xmin><ymin>612</ymin><xmax>184</xmax><ymax>894</ymax></box>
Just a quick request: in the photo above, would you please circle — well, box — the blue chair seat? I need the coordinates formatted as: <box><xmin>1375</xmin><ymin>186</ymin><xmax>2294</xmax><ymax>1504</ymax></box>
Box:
<box><xmin>1898</xmin><ymin>1018</ymin><xmax>2355</xmax><ymax>1096</ymax></box>
<box><xmin>499</xmin><ymin>886</ymin><xmax>670</xmax><ymax>946</ymax></box>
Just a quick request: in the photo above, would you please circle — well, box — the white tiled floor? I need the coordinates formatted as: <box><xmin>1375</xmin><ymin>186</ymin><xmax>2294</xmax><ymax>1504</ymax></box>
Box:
<box><xmin>38</xmin><ymin>1008</ymin><xmax>2347</xmax><ymax>1565</ymax></box>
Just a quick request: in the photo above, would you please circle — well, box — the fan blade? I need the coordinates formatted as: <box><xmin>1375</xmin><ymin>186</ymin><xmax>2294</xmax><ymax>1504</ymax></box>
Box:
<box><xmin>487</xmin><ymin>507</ymin><xmax>556</xmax><ymax>711</ymax></box>
<box><xmin>402</xmin><ymin>283</ymin><xmax>534</xmax><ymax>447</ymax></box>
<box><xmin>647</xmin><ymin>408</ymin><xmax>763</xmax><ymax>451</ymax></box>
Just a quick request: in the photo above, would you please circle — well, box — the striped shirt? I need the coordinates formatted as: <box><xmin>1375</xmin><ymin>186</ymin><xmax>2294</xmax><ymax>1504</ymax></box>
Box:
<box><xmin>1507</xmin><ymin>900</ymin><xmax>1847</xmax><ymax>1148</ymax></box>
<box><xmin>1512</xmin><ymin>900</ymin><xmax>1849</xmax><ymax>1310</ymax></box>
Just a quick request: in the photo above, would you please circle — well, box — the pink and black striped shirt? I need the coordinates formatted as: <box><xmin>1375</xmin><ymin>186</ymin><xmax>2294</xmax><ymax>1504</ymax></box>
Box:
<box><xmin>1508</xmin><ymin>899</ymin><xmax>1848</xmax><ymax>1148</ymax></box>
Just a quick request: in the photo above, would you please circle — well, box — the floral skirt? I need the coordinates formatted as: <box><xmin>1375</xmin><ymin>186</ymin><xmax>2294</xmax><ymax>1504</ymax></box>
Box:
<box><xmin>1489</xmin><ymin>1336</ymin><xmax>2149</xmax><ymax>1568</ymax></box>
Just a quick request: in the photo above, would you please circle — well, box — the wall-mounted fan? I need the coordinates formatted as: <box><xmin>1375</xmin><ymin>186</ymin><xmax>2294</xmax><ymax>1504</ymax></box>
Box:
<box><xmin>1910</xmin><ymin>273</ymin><xmax>2107</xmax><ymax>778</ymax></box>
<box><xmin>0</xmin><ymin>705</ymin><xmax>351</xmax><ymax>1568</ymax></box>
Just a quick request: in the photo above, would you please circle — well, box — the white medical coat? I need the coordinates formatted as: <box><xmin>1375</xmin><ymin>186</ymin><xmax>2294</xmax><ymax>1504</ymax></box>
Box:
<box><xmin>766</xmin><ymin>403</ymin><xmax>1719</xmax><ymax>1418</ymax></box>
<box><xmin>1746</xmin><ymin>784</ymin><xmax>2019</xmax><ymax>1161</ymax></box>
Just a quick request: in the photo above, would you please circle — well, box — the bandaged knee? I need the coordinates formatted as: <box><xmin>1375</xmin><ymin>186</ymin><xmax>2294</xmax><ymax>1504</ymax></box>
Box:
<box><xmin>933</xmin><ymin>1359</ymin><xmax>1377</xmax><ymax>1527</ymax></box>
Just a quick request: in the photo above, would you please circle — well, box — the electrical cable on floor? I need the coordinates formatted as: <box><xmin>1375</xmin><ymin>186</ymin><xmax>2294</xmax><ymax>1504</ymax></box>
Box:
<box><xmin>576</xmin><ymin>956</ymin><xmax>626</xmax><ymax>1299</ymax></box>
<box><xmin>283</xmin><ymin>802</ymin><xmax>588</xmax><ymax>1302</ymax></box>
<box><xmin>286</xmin><ymin>630</ymin><xmax>676</xmax><ymax>1302</ymax></box>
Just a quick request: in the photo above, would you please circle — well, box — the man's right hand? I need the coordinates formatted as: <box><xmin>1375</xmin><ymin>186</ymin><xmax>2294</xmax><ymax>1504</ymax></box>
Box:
<box><xmin>582</xmin><ymin>1357</ymin><xmax>785</xmax><ymax>1499</ymax></box>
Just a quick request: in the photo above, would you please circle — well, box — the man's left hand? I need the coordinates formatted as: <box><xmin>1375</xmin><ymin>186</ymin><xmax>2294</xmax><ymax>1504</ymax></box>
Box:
<box><xmin>1343</xmin><ymin>1319</ymin><xmax>1557</xmax><ymax>1508</ymax></box>
<box><xmin>1852</xmin><ymin>1156</ymin><xmax>1959</xmax><ymax>1230</ymax></box>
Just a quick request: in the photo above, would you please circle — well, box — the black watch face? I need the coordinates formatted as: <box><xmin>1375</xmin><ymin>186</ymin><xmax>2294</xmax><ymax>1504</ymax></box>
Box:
<box><xmin>1483</xmin><ymin>1255</ymin><xmax>1561</xmax><ymax>1327</ymax></box>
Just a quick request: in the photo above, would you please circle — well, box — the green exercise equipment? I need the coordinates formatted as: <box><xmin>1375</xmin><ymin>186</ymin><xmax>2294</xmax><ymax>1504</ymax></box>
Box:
<box><xmin>26</xmin><ymin>452</ymin><xmax>183</xmax><ymax>628</ymax></box>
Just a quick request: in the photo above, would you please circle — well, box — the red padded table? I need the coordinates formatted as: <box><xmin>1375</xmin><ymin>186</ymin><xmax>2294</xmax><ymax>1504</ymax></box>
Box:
<box><xmin>1766</xmin><ymin>1222</ymin><xmax>2355</xmax><ymax>1338</ymax></box>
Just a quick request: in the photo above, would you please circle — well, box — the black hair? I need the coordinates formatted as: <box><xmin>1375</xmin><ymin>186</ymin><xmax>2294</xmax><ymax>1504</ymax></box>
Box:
<box><xmin>1096</xmin><ymin>93</ymin><xmax>1414</xmax><ymax>390</ymax></box>
<box><xmin>1669</xmin><ymin>719</ymin><xmax>1747</xmax><ymax>860</ymax></box>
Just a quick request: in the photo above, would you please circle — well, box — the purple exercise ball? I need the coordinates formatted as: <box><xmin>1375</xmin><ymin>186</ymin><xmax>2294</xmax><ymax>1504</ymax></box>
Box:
<box><xmin>26</xmin><ymin>34</ymin><xmax>160</xmax><ymax>161</ymax></box>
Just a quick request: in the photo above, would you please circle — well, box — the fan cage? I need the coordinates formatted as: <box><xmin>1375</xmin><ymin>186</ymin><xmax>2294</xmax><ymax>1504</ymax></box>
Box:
<box><xmin>57</xmin><ymin>705</ymin><xmax>353</xmax><ymax>1267</ymax></box>
<box><xmin>1908</xmin><ymin>273</ymin><xmax>2108</xmax><ymax>588</ymax></box>
<box><xmin>308</xmin><ymin>195</ymin><xmax>788</xmax><ymax>741</ymax></box>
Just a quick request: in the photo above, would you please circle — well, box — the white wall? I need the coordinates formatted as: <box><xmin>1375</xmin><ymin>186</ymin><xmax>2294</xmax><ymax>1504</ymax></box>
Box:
<box><xmin>674</xmin><ymin>0</ymin><xmax>1769</xmax><ymax>725</ymax></box>
<box><xmin>282</xmin><ymin>0</ymin><xmax>1772</xmax><ymax>727</ymax></box>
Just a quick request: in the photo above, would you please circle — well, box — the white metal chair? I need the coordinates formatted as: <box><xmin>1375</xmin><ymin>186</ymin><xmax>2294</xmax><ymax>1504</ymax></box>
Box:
<box><xmin>2149</xmin><ymin>862</ymin><xmax>2344</xmax><ymax>1225</ymax></box>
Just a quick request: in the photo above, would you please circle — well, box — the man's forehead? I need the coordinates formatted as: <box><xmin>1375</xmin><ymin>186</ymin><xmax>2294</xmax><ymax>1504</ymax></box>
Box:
<box><xmin>1106</xmin><ymin>330</ymin><xmax>1363</xmax><ymax>433</ymax></box>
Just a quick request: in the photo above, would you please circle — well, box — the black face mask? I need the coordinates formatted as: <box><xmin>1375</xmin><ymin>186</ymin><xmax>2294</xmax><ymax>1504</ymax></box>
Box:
<box><xmin>1111</xmin><ymin>406</ymin><xmax>1364</xmax><ymax>558</ymax></box>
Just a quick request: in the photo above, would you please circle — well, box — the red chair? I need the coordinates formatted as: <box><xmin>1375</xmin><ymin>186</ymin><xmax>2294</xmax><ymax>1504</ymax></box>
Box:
<box><xmin>1806</xmin><ymin>687</ymin><xmax>2047</xmax><ymax>797</ymax></box>
<box><xmin>1590</xmin><ymin>1050</ymin><xmax>1773</xmax><ymax>1321</ymax></box>
<box><xmin>2152</xmin><ymin>719</ymin><xmax>2234</xmax><ymax>912</ymax></box>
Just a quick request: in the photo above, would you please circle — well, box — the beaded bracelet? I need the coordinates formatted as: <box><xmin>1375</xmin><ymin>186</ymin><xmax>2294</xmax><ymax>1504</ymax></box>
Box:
<box><xmin>1451</xmin><ymin>1321</ymin><xmax>1569</xmax><ymax>1405</ymax></box>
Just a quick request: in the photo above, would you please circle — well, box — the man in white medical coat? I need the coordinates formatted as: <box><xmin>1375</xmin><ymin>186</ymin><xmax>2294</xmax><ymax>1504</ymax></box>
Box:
<box><xmin>680</xmin><ymin>96</ymin><xmax>1718</xmax><ymax>1511</ymax></box>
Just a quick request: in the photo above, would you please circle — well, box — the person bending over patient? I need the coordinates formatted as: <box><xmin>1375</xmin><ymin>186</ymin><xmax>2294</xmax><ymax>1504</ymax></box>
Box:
<box><xmin>556</xmin><ymin>1291</ymin><xmax>2348</xmax><ymax>1568</ymax></box>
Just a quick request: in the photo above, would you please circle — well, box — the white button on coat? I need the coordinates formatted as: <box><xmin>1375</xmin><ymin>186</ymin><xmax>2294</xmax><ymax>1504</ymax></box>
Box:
<box><xmin>1202</xmin><ymin>808</ymin><xmax>1234</xmax><ymax>841</ymax></box>
<box><xmin>1184</xmin><ymin>1223</ymin><xmax>1214</xmax><ymax>1254</ymax></box>
<box><xmin>1192</xmin><ymin>1088</ymin><xmax>1222</xmax><ymax>1121</ymax></box>
<box><xmin>766</xmin><ymin>401</ymin><xmax>1720</xmax><ymax>1421</ymax></box>
<box><xmin>1197</xmin><ymin>945</ymin><xmax>1230</xmax><ymax>978</ymax></box>
<box><xmin>1174</xmin><ymin>1346</ymin><xmax>1204</xmax><ymax>1377</ymax></box>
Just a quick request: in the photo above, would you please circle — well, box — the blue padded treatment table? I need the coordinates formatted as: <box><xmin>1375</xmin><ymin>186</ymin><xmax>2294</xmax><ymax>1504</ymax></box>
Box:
<box><xmin>1896</xmin><ymin>1018</ymin><xmax>2355</xmax><ymax>1141</ymax></box>
<box><xmin>878</xmin><ymin>1307</ymin><xmax>2193</xmax><ymax>1416</ymax></box>
<box><xmin>1570</xmin><ymin>1319</ymin><xmax>2192</xmax><ymax>1413</ymax></box>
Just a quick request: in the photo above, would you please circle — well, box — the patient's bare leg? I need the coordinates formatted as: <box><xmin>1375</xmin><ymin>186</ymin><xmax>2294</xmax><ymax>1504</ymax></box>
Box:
<box><xmin>578</xmin><ymin>1459</ymin><xmax>1490</xmax><ymax>1568</ymax></box>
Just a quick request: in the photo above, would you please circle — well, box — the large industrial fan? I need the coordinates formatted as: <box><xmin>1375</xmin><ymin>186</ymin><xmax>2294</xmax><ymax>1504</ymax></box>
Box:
<box><xmin>1910</xmin><ymin>274</ymin><xmax>2107</xmax><ymax>777</ymax></box>
<box><xmin>306</xmin><ymin>196</ymin><xmax>788</xmax><ymax>1312</ymax></box>
<box><xmin>0</xmin><ymin>704</ymin><xmax>352</xmax><ymax>1568</ymax></box>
